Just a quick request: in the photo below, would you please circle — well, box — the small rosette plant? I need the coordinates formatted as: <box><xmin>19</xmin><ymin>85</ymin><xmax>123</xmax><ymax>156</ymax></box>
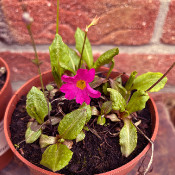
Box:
<box><xmin>24</xmin><ymin>25</ymin><xmax>168</xmax><ymax>172</ymax></box>
<box><xmin>18</xmin><ymin>0</ymin><xmax>174</xmax><ymax>173</ymax></box>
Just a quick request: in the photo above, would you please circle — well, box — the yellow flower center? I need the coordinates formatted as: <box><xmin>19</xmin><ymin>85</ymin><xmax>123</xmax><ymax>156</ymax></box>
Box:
<box><xmin>76</xmin><ymin>80</ymin><xmax>86</xmax><ymax>90</ymax></box>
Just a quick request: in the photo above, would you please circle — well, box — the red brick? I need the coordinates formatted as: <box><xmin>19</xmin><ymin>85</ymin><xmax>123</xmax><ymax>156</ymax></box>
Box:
<box><xmin>114</xmin><ymin>54</ymin><xmax>175</xmax><ymax>86</ymax></box>
<box><xmin>161</xmin><ymin>0</ymin><xmax>175</xmax><ymax>44</ymax></box>
<box><xmin>1</xmin><ymin>52</ymin><xmax>50</xmax><ymax>81</ymax></box>
<box><xmin>1</xmin><ymin>52</ymin><xmax>175</xmax><ymax>87</ymax></box>
<box><xmin>1</xmin><ymin>0</ymin><xmax>159</xmax><ymax>45</ymax></box>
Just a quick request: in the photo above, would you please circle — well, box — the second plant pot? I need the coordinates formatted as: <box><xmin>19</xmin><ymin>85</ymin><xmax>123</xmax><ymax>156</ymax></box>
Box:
<box><xmin>4</xmin><ymin>68</ymin><xmax>159</xmax><ymax>175</ymax></box>
<box><xmin>0</xmin><ymin>57</ymin><xmax>13</xmax><ymax>170</ymax></box>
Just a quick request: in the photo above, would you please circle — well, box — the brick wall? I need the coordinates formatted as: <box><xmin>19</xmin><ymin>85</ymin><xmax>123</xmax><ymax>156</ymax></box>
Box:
<box><xmin>0</xmin><ymin>0</ymin><xmax>175</xmax><ymax>119</ymax></box>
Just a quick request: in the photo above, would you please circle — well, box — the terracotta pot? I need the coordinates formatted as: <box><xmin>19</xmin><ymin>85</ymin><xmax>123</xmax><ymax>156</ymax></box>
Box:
<box><xmin>4</xmin><ymin>68</ymin><xmax>159</xmax><ymax>175</ymax></box>
<box><xmin>0</xmin><ymin>57</ymin><xmax>13</xmax><ymax>170</ymax></box>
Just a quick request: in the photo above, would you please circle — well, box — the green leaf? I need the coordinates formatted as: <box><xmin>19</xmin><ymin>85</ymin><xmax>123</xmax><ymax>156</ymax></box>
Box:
<box><xmin>89</xmin><ymin>76</ymin><xmax>106</xmax><ymax>89</ymax></box>
<box><xmin>25</xmin><ymin>122</ymin><xmax>42</xmax><ymax>144</ymax></box>
<box><xmin>46</xmin><ymin>84</ymin><xmax>54</xmax><ymax>91</ymax></box>
<box><xmin>48</xmin><ymin>116</ymin><xmax>61</xmax><ymax>125</ymax></box>
<box><xmin>39</xmin><ymin>134</ymin><xmax>57</xmax><ymax>148</ymax></box>
<box><xmin>107</xmin><ymin>88</ymin><xmax>126</xmax><ymax>112</ymax></box>
<box><xmin>106</xmin><ymin>114</ymin><xmax>120</xmax><ymax>122</ymax></box>
<box><xmin>76</xmin><ymin>130</ymin><xmax>85</xmax><ymax>143</ymax></box>
<box><xmin>91</xmin><ymin>106</ymin><xmax>100</xmax><ymax>116</ymax></box>
<box><xmin>40</xmin><ymin>143</ymin><xmax>73</xmax><ymax>172</ymax></box>
<box><xmin>125</xmin><ymin>71</ymin><xmax>137</xmax><ymax>91</ymax></box>
<box><xmin>26</xmin><ymin>86</ymin><xmax>48</xmax><ymax>124</ymax></box>
<box><xmin>106</xmin><ymin>59</ymin><xmax>115</xmax><ymax>79</ymax></box>
<box><xmin>126</xmin><ymin>90</ymin><xmax>149</xmax><ymax>114</ymax></box>
<box><xmin>67</xmin><ymin>47</ymin><xmax>80</xmax><ymax>72</ymax></box>
<box><xmin>49</xmin><ymin>34</ymin><xmax>80</xmax><ymax>86</ymax></box>
<box><xmin>79</xmin><ymin>103</ymin><xmax>92</xmax><ymax>123</ymax></box>
<box><xmin>83</xmin><ymin>126</ymin><xmax>89</xmax><ymax>131</ymax></box>
<box><xmin>93</xmin><ymin>48</ymin><xmax>119</xmax><ymax>70</ymax></box>
<box><xmin>131</xmin><ymin>72</ymin><xmax>167</xmax><ymax>92</ymax></box>
<box><xmin>49</xmin><ymin>34</ymin><xmax>62</xmax><ymax>86</ymax></box>
<box><xmin>109</xmin><ymin>79</ymin><xmax>127</xmax><ymax>98</ymax></box>
<box><xmin>102</xmin><ymin>82</ymin><xmax>109</xmax><ymax>95</ymax></box>
<box><xmin>119</xmin><ymin>118</ymin><xmax>137</xmax><ymax>157</ymax></box>
<box><xmin>58</xmin><ymin>108</ymin><xmax>87</xmax><ymax>140</ymax></box>
<box><xmin>97</xmin><ymin>115</ymin><xmax>106</xmax><ymax>126</ymax></box>
<box><xmin>101</xmin><ymin>101</ymin><xmax>113</xmax><ymax>115</ymax></box>
<box><xmin>75</xmin><ymin>27</ymin><xmax>93</xmax><ymax>69</ymax></box>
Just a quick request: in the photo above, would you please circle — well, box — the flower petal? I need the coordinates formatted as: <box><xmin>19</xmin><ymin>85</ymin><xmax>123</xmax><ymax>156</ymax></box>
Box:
<box><xmin>76</xmin><ymin>68</ymin><xmax>95</xmax><ymax>83</ymax></box>
<box><xmin>86</xmin><ymin>84</ymin><xmax>101</xmax><ymax>98</ymax></box>
<box><xmin>86</xmin><ymin>68</ymin><xmax>96</xmax><ymax>82</ymax></box>
<box><xmin>61</xmin><ymin>75</ymin><xmax>77</xmax><ymax>83</ymax></box>
<box><xmin>60</xmin><ymin>83</ymin><xmax>78</xmax><ymax>101</ymax></box>
<box><xmin>60</xmin><ymin>83</ymin><xmax>76</xmax><ymax>93</ymax></box>
<box><xmin>65</xmin><ymin>92</ymin><xmax>76</xmax><ymax>100</ymax></box>
<box><xmin>76</xmin><ymin>89</ymin><xmax>90</xmax><ymax>105</ymax></box>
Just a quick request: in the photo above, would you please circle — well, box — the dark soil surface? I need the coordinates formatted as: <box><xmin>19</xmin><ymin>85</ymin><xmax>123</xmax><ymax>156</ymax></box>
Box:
<box><xmin>10</xmin><ymin>90</ymin><xmax>152</xmax><ymax>175</ymax></box>
<box><xmin>0</xmin><ymin>67</ymin><xmax>6</xmax><ymax>90</ymax></box>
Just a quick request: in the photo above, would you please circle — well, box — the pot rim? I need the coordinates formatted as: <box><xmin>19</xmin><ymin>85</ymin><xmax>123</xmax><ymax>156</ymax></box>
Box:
<box><xmin>0</xmin><ymin>57</ymin><xmax>11</xmax><ymax>96</ymax></box>
<box><xmin>4</xmin><ymin>69</ymin><xmax>159</xmax><ymax>175</ymax></box>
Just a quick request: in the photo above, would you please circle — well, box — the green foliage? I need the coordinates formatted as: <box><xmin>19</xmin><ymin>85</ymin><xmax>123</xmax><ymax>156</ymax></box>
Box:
<box><xmin>40</xmin><ymin>143</ymin><xmax>73</xmax><ymax>172</ymax></box>
<box><xmin>76</xmin><ymin>130</ymin><xmax>86</xmax><ymax>143</ymax></box>
<box><xmin>80</xmin><ymin>103</ymin><xmax>92</xmax><ymax>123</ymax></box>
<box><xmin>131</xmin><ymin>72</ymin><xmax>167</xmax><ymax>92</ymax></box>
<box><xmin>119</xmin><ymin>118</ymin><xmax>137</xmax><ymax>157</ymax></box>
<box><xmin>93</xmin><ymin>48</ymin><xmax>119</xmax><ymax>70</ymax></box>
<box><xmin>26</xmin><ymin>86</ymin><xmax>49</xmax><ymax>124</ymax></box>
<box><xmin>67</xmin><ymin>47</ymin><xmax>80</xmax><ymax>71</ymax></box>
<box><xmin>110</xmin><ymin>79</ymin><xmax>127</xmax><ymax>98</ymax></box>
<box><xmin>102</xmin><ymin>82</ymin><xmax>109</xmax><ymax>95</ymax></box>
<box><xmin>107</xmin><ymin>88</ymin><xmax>126</xmax><ymax>112</ymax></box>
<box><xmin>125</xmin><ymin>71</ymin><xmax>137</xmax><ymax>91</ymax></box>
<box><xmin>91</xmin><ymin>106</ymin><xmax>99</xmax><ymax>116</ymax></box>
<box><xmin>97</xmin><ymin>115</ymin><xmax>106</xmax><ymax>126</ymax></box>
<box><xmin>49</xmin><ymin>34</ymin><xmax>62</xmax><ymax>86</ymax></box>
<box><xmin>106</xmin><ymin>114</ymin><xmax>120</xmax><ymax>122</ymax></box>
<box><xmin>25</xmin><ymin>122</ymin><xmax>42</xmax><ymax>144</ymax></box>
<box><xmin>49</xmin><ymin>34</ymin><xmax>80</xmax><ymax>86</ymax></box>
<box><xmin>46</xmin><ymin>84</ymin><xmax>54</xmax><ymax>91</ymax></box>
<box><xmin>58</xmin><ymin>107</ymin><xmax>89</xmax><ymax>140</ymax></box>
<box><xmin>101</xmin><ymin>101</ymin><xmax>113</xmax><ymax>115</ymax></box>
<box><xmin>106</xmin><ymin>59</ymin><xmax>115</xmax><ymax>79</ymax></box>
<box><xmin>22</xmin><ymin>4</ymin><xmax>172</xmax><ymax>172</ymax></box>
<box><xmin>39</xmin><ymin>134</ymin><xmax>57</xmax><ymax>148</ymax></box>
<box><xmin>75</xmin><ymin>28</ymin><xmax>93</xmax><ymax>69</ymax></box>
<box><xmin>89</xmin><ymin>76</ymin><xmax>105</xmax><ymax>89</ymax></box>
<box><xmin>126</xmin><ymin>90</ymin><xmax>150</xmax><ymax>115</ymax></box>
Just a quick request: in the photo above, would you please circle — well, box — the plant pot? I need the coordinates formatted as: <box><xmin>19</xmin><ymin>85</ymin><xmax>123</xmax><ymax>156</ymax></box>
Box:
<box><xmin>0</xmin><ymin>57</ymin><xmax>13</xmax><ymax>170</ymax></box>
<box><xmin>4</xmin><ymin>68</ymin><xmax>159</xmax><ymax>175</ymax></box>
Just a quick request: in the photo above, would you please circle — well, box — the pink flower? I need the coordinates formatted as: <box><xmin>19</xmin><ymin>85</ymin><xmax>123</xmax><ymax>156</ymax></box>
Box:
<box><xmin>60</xmin><ymin>68</ymin><xmax>101</xmax><ymax>105</ymax></box>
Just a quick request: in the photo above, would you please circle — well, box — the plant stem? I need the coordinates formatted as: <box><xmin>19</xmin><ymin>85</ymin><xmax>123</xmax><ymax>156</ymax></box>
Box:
<box><xmin>26</xmin><ymin>25</ymin><xmax>45</xmax><ymax>94</ymax></box>
<box><xmin>78</xmin><ymin>31</ymin><xmax>87</xmax><ymax>69</ymax></box>
<box><xmin>146</xmin><ymin>61</ymin><xmax>175</xmax><ymax>92</ymax></box>
<box><xmin>56</xmin><ymin>0</ymin><xmax>59</xmax><ymax>34</ymax></box>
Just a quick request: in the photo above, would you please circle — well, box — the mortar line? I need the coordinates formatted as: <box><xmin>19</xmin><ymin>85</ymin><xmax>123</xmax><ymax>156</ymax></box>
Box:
<box><xmin>1</xmin><ymin>43</ymin><xmax>175</xmax><ymax>54</ymax></box>
<box><xmin>150</xmin><ymin>0</ymin><xmax>171</xmax><ymax>44</ymax></box>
